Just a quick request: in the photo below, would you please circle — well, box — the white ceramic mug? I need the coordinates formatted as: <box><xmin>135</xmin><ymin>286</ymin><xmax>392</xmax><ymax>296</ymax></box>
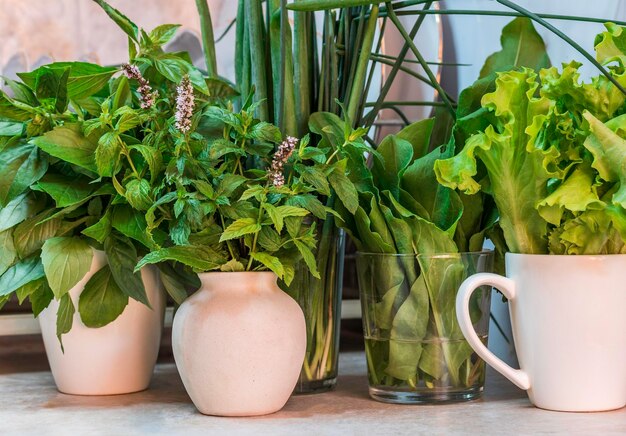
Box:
<box><xmin>456</xmin><ymin>253</ymin><xmax>626</xmax><ymax>412</ymax></box>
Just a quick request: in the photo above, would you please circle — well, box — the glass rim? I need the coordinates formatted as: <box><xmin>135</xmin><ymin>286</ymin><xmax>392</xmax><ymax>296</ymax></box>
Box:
<box><xmin>355</xmin><ymin>250</ymin><xmax>494</xmax><ymax>258</ymax></box>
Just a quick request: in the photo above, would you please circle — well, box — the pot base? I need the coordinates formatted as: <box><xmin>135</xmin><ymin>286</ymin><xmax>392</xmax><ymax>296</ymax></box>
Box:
<box><xmin>56</xmin><ymin>385</ymin><xmax>150</xmax><ymax>397</ymax></box>
<box><xmin>293</xmin><ymin>377</ymin><xmax>337</xmax><ymax>395</ymax></box>
<box><xmin>369</xmin><ymin>385</ymin><xmax>483</xmax><ymax>404</ymax></box>
<box><xmin>532</xmin><ymin>401</ymin><xmax>626</xmax><ymax>413</ymax></box>
<box><xmin>39</xmin><ymin>252</ymin><xmax>165</xmax><ymax>397</ymax></box>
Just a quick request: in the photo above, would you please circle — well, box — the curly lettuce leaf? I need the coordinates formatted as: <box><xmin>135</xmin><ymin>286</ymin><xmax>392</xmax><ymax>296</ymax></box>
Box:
<box><xmin>435</xmin><ymin>69</ymin><xmax>552</xmax><ymax>253</ymax></box>
<box><xmin>549</xmin><ymin>209</ymin><xmax>626</xmax><ymax>255</ymax></box>
<box><xmin>594</xmin><ymin>22</ymin><xmax>626</xmax><ymax>65</ymax></box>
<box><xmin>540</xmin><ymin>61</ymin><xmax>626</xmax><ymax>122</ymax></box>
<box><xmin>537</xmin><ymin>164</ymin><xmax>604</xmax><ymax>226</ymax></box>
<box><xmin>544</xmin><ymin>111</ymin><xmax>626</xmax><ymax>254</ymax></box>
<box><xmin>583</xmin><ymin>111</ymin><xmax>626</xmax><ymax>208</ymax></box>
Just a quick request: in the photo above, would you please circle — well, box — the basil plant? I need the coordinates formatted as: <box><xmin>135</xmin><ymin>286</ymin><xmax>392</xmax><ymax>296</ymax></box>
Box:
<box><xmin>0</xmin><ymin>10</ymin><xmax>228</xmax><ymax>342</ymax></box>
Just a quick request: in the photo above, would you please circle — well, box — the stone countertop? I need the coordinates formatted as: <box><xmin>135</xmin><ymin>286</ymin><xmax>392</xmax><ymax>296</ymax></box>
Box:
<box><xmin>1</xmin><ymin>352</ymin><xmax>624</xmax><ymax>435</ymax></box>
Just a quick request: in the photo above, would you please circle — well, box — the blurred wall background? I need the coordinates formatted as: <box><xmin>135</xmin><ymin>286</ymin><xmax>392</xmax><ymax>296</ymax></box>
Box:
<box><xmin>0</xmin><ymin>0</ymin><xmax>237</xmax><ymax>79</ymax></box>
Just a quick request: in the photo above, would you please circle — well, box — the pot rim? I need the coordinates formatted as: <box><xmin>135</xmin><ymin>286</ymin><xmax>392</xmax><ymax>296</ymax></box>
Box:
<box><xmin>195</xmin><ymin>271</ymin><xmax>280</xmax><ymax>293</ymax></box>
<box><xmin>196</xmin><ymin>271</ymin><xmax>278</xmax><ymax>277</ymax></box>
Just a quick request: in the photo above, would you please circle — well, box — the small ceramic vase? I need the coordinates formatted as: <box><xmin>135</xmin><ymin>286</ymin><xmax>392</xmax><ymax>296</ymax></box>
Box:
<box><xmin>172</xmin><ymin>271</ymin><xmax>306</xmax><ymax>416</ymax></box>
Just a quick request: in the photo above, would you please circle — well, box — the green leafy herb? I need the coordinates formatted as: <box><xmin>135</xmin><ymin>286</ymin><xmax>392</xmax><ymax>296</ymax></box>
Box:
<box><xmin>0</xmin><ymin>1</ymin><xmax>220</xmax><ymax>338</ymax></box>
<box><xmin>321</xmin><ymin>17</ymin><xmax>550</xmax><ymax>395</ymax></box>
<box><xmin>78</xmin><ymin>265</ymin><xmax>129</xmax><ymax>328</ymax></box>
<box><xmin>41</xmin><ymin>237</ymin><xmax>93</xmax><ymax>299</ymax></box>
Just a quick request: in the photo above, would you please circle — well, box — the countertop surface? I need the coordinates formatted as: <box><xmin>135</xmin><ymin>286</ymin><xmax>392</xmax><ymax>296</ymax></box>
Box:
<box><xmin>1</xmin><ymin>352</ymin><xmax>624</xmax><ymax>435</ymax></box>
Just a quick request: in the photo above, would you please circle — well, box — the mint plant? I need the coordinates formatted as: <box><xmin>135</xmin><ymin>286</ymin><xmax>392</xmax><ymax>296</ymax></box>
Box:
<box><xmin>134</xmin><ymin>96</ymin><xmax>346</xmax><ymax>285</ymax></box>
<box><xmin>0</xmin><ymin>2</ymin><xmax>226</xmax><ymax>342</ymax></box>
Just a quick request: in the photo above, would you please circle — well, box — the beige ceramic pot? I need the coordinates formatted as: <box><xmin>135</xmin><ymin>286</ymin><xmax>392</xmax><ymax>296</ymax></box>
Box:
<box><xmin>172</xmin><ymin>271</ymin><xmax>306</xmax><ymax>416</ymax></box>
<box><xmin>38</xmin><ymin>250</ymin><xmax>165</xmax><ymax>396</ymax></box>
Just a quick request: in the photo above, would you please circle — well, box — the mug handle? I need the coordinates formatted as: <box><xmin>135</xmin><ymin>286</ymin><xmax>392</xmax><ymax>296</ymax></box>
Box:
<box><xmin>456</xmin><ymin>273</ymin><xmax>531</xmax><ymax>390</ymax></box>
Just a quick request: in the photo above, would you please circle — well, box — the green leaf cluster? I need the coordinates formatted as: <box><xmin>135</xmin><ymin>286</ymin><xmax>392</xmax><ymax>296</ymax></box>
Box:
<box><xmin>135</xmin><ymin>99</ymin><xmax>345</xmax><ymax>286</ymax></box>
<box><xmin>436</xmin><ymin>22</ymin><xmax>626</xmax><ymax>256</ymax></box>
<box><xmin>0</xmin><ymin>0</ymin><xmax>236</xmax><ymax>337</ymax></box>
<box><xmin>320</xmin><ymin>109</ymin><xmax>496</xmax><ymax>388</ymax></box>
<box><xmin>0</xmin><ymin>0</ymin><xmax>336</xmax><ymax>342</ymax></box>
<box><xmin>322</xmin><ymin>17</ymin><xmax>547</xmax><ymax>393</ymax></box>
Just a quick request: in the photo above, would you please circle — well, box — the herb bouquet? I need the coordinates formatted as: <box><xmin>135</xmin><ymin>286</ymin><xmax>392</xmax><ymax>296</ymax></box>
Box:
<box><xmin>133</xmin><ymin>97</ymin><xmax>335</xmax><ymax>283</ymax></box>
<box><xmin>436</xmin><ymin>23</ymin><xmax>626</xmax><ymax>256</ymax></box>
<box><xmin>306</xmin><ymin>17</ymin><xmax>556</xmax><ymax>403</ymax></box>
<box><xmin>313</xmin><ymin>108</ymin><xmax>498</xmax><ymax>402</ymax></box>
<box><xmin>226</xmin><ymin>0</ymin><xmax>386</xmax><ymax>392</ymax></box>
<box><xmin>0</xmin><ymin>2</ymin><xmax>217</xmax><ymax>394</ymax></box>
<box><xmin>123</xmin><ymin>78</ymin><xmax>348</xmax><ymax>416</ymax></box>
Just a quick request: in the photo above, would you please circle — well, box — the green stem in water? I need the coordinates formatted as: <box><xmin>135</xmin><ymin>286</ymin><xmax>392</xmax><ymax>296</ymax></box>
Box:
<box><xmin>364</xmin><ymin>340</ymin><xmax>379</xmax><ymax>385</ymax></box>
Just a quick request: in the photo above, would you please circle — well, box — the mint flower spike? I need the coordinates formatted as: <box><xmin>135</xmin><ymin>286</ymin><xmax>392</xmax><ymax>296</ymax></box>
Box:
<box><xmin>269</xmin><ymin>136</ymin><xmax>298</xmax><ymax>187</ymax></box>
<box><xmin>121</xmin><ymin>63</ymin><xmax>157</xmax><ymax>109</ymax></box>
<box><xmin>175</xmin><ymin>75</ymin><xmax>195</xmax><ymax>134</ymax></box>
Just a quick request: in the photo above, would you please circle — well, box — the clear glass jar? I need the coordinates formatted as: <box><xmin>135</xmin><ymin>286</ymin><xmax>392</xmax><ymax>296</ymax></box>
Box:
<box><xmin>356</xmin><ymin>251</ymin><xmax>493</xmax><ymax>404</ymax></box>
<box><xmin>284</xmin><ymin>219</ymin><xmax>345</xmax><ymax>394</ymax></box>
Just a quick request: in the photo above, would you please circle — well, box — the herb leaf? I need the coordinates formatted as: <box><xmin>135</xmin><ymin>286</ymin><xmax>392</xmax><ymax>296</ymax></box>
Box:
<box><xmin>219</xmin><ymin>217</ymin><xmax>262</xmax><ymax>242</ymax></box>
<box><xmin>41</xmin><ymin>237</ymin><xmax>93</xmax><ymax>299</ymax></box>
<box><xmin>104</xmin><ymin>234</ymin><xmax>150</xmax><ymax>307</ymax></box>
<box><xmin>136</xmin><ymin>245</ymin><xmax>226</xmax><ymax>272</ymax></box>
<box><xmin>0</xmin><ymin>256</ymin><xmax>45</xmax><ymax>297</ymax></box>
<box><xmin>33</xmin><ymin>124</ymin><xmax>98</xmax><ymax>173</ymax></box>
<box><xmin>78</xmin><ymin>264</ymin><xmax>129</xmax><ymax>328</ymax></box>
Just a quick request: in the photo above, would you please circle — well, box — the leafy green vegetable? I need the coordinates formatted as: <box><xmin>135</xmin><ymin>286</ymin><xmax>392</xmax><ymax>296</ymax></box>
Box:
<box><xmin>0</xmin><ymin>230</ymin><xmax>16</xmax><ymax>276</ymax></box>
<box><xmin>41</xmin><ymin>237</ymin><xmax>93</xmax><ymax>299</ymax></box>
<box><xmin>0</xmin><ymin>256</ymin><xmax>45</xmax><ymax>297</ymax></box>
<box><xmin>33</xmin><ymin>124</ymin><xmax>98</xmax><ymax>173</ymax></box>
<box><xmin>33</xmin><ymin>175</ymin><xmax>94</xmax><ymax>208</ymax></box>
<box><xmin>0</xmin><ymin>141</ymin><xmax>47</xmax><ymax>206</ymax></box>
<box><xmin>436</xmin><ymin>68</ymin><xmax>552</xmax><ymax>254</ymax></box>
<box><xmin>135</xmin><ymin>245</ymin><xmax>227</xmax><ymax>272</ymax></box>
<box><xmin>56</xmin><ymin>294</ymin><xmax>75</xmax><ymax>346</ymax></box>
<box><xmin>479</xmin><ymin>17</ymin><xmax>551</xmax><ymax>78</ymax></box>
<box><xmin>0</xmin><ymin>2</ymin><xmax>226</xmax><ymax>339</ymax></box>
<box><xmin>104</xmin><ymin>234</ymin><xmax>150</xmax><ymax>306</ymax></box>
<box><xmin>320</xmin><ymin>16</ymin><xmax>556</xmax><ymax>395</ymax></box>
<box><xmin>319</xmin><ymin>107</ymin><xmax>495</xmax><ymax>391</ymax></box>
<box><xmin>133</xmin><ymin>102</ymin><xmax>341</xmax><ymax>286</ymax></box>
<box><xmin>437</xmin><ymin>22</ymin><xmax>626</xmax><ymax>257</ymax></box>
<box><xmin>78</xmin><ymin>265</ymin><xmax>129</xmax><ymax>328</ymax></box>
